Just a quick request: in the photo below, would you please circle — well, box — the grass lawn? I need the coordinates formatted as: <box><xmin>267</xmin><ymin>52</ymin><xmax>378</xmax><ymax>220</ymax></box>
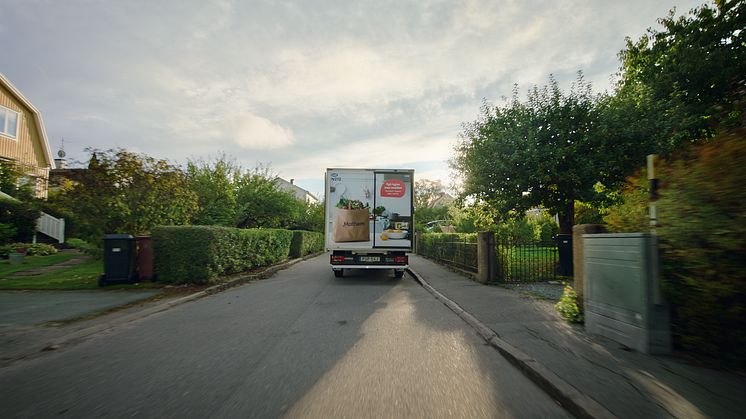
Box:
<box><xmin>498</xmin><ymin>246</ymin><xmax>559</xmax><ymax>282</ymax></box>
<box><xmin>0</xmin><ymin>258</ymin><xmax>163</xmax><ymax>290</ymax></box>
<box><xmin>0</xmin><ymin>252</ymin><xmax>80</xmax><ymax>277</ymax></box>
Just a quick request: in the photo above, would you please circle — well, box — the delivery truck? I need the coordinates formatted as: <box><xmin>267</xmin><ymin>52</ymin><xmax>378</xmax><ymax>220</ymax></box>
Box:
<box><xmin>325</xmin><ymin>168</ymin><xmax>414</xmax><ymax>278</ymax></box>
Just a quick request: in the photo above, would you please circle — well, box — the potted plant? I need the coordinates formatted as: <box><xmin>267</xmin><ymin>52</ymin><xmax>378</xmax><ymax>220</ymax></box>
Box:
<box><xmin>9</xmin><ymin>246</ymin><xmax>26</xmax><ymax>265</ymax></box>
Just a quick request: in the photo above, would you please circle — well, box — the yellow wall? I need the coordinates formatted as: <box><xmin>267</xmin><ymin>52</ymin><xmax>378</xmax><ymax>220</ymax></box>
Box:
<box><xmin>0</xmin><ymin>82</ymin><xmax>51</xmax><ymax>198</ymax></box>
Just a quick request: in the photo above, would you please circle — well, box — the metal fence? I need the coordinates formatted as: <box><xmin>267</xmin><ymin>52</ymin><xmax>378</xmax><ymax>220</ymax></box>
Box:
<box><xmin>417</xmin><ymin>234</ymin><xmax>568</xmax><ymax>282</ymax></box>
<box><xmin>495</xmin><ymin>240</ymin><xmax>560</xmax><ymax>283</ymax></box>
<box><xmin>417</xmin><ymin>236</ymin><xmax>478</xmax><ymax>273</ymax></box>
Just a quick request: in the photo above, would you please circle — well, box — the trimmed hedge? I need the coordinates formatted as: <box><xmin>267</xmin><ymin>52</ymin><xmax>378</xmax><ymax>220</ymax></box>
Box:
<box><xmin>152</xmin><ymin>226</ymin><xmax>293</xmax><ymax>284</ymax></box>
<box><xmin>419</xmin><ymin>233</ymin><xmax>477</xmax><ymax>248</ymax></box>
<box><xmin>290</xmin><ymin>230</ymin><xmax>324</xmax><ymax>258</ymax></box>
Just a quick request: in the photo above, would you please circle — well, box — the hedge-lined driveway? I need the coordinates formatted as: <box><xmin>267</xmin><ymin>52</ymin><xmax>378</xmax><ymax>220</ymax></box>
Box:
<box><xmin>0</xmin><ymin>254</ymin><xmax>569</xmax><ymax>418</ymax></box>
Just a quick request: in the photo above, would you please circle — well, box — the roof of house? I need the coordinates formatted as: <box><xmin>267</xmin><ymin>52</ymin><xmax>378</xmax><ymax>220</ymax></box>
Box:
<box><xmin>275</xmin><ymin>177</ymin><xmax>319</xmax><ymax>202</ymax></box>
<box><xmin>0</xmin><ymin>73</ymin><xmax>55</xmax><ymax>169</ymax></box>
<box><xmin>429</xmin><ymin>192</ymin><xmax>455</xmax><ymax>208</ymax></box>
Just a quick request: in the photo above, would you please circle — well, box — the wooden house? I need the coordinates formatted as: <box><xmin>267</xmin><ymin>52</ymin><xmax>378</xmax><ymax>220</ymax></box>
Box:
<box><xmin>0</xmin><ymin>73</ymin><xmax>55</xmax><ymax>198</ymax></box>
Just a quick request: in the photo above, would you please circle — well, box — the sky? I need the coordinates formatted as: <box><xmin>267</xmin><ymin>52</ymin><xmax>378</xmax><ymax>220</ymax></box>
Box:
<box><xmin>1</xmin><ymin>0</ymin><xmax>704</xmax><ymax>198</ymax></box>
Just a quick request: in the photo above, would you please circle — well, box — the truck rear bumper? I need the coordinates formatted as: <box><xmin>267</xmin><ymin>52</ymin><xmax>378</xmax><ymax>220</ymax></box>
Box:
<box><xmin>332</xmin><ymin>265</ymin><xmax>408</xmax><ymax>270</ymax></box>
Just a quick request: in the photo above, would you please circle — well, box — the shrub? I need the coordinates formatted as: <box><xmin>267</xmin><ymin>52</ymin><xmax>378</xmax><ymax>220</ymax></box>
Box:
<box><xmin>24</xmin><ymin>243</ymin><xmax>58</xmax><ymax>256</ymax></box>
<box><xmin>66</xmin><ymin>238</ymin><xmax>103</xmax><ymax>259</ymax></box>
<box><xmin>528</xmin><ymin>211</ymin><xmax>559</xmax><ymax>242</ymax></box>
<box><xmin>657</xmin><ymin>130</ymin><xmax>746</xmax><ymax>364</ymax></box>
<box><xmin>152</xmin><ymin>226</ymin><xmax>293</xmax><ymax>284</ymax></box>
<box><xmin>290</xmin><ymin>230</ymin><xmax>324</xmax><ymax>258</ymax></box>
<box><xmin>0</xmin><ymin>242</ymin><xmax>58</xmax><ymax>257</ymax></box>
<box><xmin>0</xmin><ymin>223</ymin><xmax>17</xmax><ymax>244</ymax></box>
<box><xmin>555</xmin><ymin>284</ymin><xmax>583</xmax><ymax>323</ymax></box>
<box><xmin>603</xmin><ymin>170</ymin><xmax>651</xmax><ymax>233</ymax></box>
<box><xmin>0</xmin><ymin>199</ymin><xmax>41</xmax><ymax>242</ymax></box>
<box><xmin>493</xmin><ymin>218</ymin><xmax>535</xmax><ymax>243</ymax></box>
<box><xmin>574</xmin><ymin>201</ymin><xmax>604</xmax><ymax>225</ymax></box>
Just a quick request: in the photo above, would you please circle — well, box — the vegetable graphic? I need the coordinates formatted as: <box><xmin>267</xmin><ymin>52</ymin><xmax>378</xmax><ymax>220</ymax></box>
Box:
<box><xmin>336</xmin><ymin>197</ymin><xmax>369</xmax><ymax>210</ymax></box>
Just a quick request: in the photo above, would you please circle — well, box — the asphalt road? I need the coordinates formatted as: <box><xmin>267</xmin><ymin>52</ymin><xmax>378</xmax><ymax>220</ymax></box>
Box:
<box><xmin>0</xmin><ymin>254</ymin><xmax>569</xmax><ymax>418</ymax></box>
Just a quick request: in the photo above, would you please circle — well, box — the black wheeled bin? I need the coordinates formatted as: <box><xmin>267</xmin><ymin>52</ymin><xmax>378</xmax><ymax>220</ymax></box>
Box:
<box><xmin>99</xmin><ymin>234</ymin><xmax>136</xmax><ymax>286</ymax></box>
<box><xmin>554</xmin><ymin>234</ymin><xmax>573</xmax><ymax>277</ymax></box>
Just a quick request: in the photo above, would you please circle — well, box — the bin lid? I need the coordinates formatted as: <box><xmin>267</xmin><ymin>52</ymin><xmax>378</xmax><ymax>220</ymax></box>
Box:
<box><xmin>104</xmin><ymin>234</ymin><xmax>133</xmax><ymax>239</ymax></box>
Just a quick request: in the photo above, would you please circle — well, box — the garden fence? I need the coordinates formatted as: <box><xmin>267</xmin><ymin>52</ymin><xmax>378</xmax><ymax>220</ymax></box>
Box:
<box><xmin>417</xmin><ymin>233</ymin><xmax>569</xmax><ymax>282</ymax></box>
<box><xmin>417</xmin><ymin>235</ymin><xmax>478</xmax><ymax>273</ymax></box>
<box><xmin>494</xmin><ymin>239</ymin><xmax>560</xmax><ymax>282</ymax></box>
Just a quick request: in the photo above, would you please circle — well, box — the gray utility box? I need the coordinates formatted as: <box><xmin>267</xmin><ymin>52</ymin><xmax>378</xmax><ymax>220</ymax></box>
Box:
<box><xmin>100</xmin><ymin>234</ymin><xmax>136</xmax><ymax>286</ymax></box>
<box><xmin>584</xmin><ymin>233</ymin><xmax>671</xmax><ymax>354</ymax></box>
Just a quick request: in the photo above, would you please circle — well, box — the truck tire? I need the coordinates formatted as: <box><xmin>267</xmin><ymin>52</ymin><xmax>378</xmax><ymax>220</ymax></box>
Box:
<box><xmin>334</xmin><ymin>269</ymin><xmax>344</xmax><ymax>278</ymax></box>
<box><xmin>394</xmin><ymin>270</ymin><xmax>404</xmax><ymax>279</ymax></box>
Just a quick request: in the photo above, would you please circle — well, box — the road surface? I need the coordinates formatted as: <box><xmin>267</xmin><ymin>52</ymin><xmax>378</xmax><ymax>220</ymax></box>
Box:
<box><xmin>0</xmin><ymin>254</ymin><xmax>569</xmax><ymax>418</ymax></box>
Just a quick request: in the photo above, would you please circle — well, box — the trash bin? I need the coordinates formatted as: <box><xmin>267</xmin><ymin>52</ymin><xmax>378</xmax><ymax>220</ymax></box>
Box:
<box><xmin>99</xmin><ymin>234</ymin><xmax>136</xmax><ymax>286</ymax></box>
<box><xmin>554</xmin><ymin>234</ymin><xmax>573</xmax><ymax>276</ymax></box>
<box><xmin>135</xmin><ymin>236</ymin><xmax>155</xmax><ymax>281</ymax></box>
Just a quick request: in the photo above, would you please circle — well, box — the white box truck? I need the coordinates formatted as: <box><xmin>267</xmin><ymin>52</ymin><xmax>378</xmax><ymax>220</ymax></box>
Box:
<box><xmin>325</xmin><ymin>168</ymin><xmax>414</xmax><ymax>278</ymax></box>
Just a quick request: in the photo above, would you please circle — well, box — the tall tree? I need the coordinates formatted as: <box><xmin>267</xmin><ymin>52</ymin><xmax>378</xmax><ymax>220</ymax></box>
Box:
<box><xmin>186</xmin><ymin>154</ymin><xmax>240</xmax><ymax>226</ymax></box>
<box><xmin>52</xmin><ymin>149</ymin><xmax>198</xmax><ymax>241</ymax></box>
<box><xmin>414</xmin><ymin>179</ymin><xmax>451</xmax><ymax>231</ymax></box>
<box><xmin>617</xmin><ymin>0</ymin><xmax>745</xmax><ymax>145</ymax></box>
<box><xmin>452</xmin><ymin>75</ymin><xmax>599</xmax><ymax>233</ymax></box>
<box><xmin>234</xmin><ymin>167</ymin><xmax>300</xmax><ymax>229</ymax></box>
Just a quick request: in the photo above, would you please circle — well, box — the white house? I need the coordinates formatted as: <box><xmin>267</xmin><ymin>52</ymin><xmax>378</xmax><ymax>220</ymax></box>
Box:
<box><xmin>275</xmin><ymin>177</ymin><xmax>319</xmax><ymax>204</ymax></box>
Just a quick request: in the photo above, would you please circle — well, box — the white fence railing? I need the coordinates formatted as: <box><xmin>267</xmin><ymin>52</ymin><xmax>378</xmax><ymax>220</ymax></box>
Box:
<box><xmin>36</xmin><ymin>212</ymin><xmax>65</xmax><ymax>243</ymax></box>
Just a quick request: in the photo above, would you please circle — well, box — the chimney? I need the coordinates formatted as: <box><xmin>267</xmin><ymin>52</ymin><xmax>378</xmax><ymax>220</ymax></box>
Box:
<box><xmin>290</xmin><ymin>178</ymin><xmax>294</xmax><ymax>185</ymax></box>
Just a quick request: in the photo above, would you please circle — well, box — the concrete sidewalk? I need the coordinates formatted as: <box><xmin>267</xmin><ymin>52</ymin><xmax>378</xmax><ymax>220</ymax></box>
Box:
<box><xmin>409</xmin><ymin>254</ymin><xmax>746</xmax><ymax>419</ymax></box>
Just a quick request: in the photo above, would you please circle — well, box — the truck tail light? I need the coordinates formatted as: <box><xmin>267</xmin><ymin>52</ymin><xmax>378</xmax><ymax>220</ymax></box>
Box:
<box><xmin>331</xmin><ymin>255</ymin><xmax>345</xmax><ymax>264</ymax></box>
<box><xmin>393</xmin><ymin>256</ymin><xmax>407</xmax><ymax>264</ymax></box>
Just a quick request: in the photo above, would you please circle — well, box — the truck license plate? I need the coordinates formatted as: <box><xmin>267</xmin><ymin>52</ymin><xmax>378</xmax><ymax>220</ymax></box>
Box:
<box><xmin>359</xmin><ymin>256</ymin><xmax>380</xmax><ymax>262</ymax></box>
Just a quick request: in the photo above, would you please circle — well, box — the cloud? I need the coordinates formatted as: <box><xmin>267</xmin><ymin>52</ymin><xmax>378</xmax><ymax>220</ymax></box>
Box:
<box><xmin>229</xmin><ymin>113</ymin><xmax>295</xmax><ymax>150</ymax></box>
<box><xmin>245</xmin><ymin>44</ymin><xmax>425</xmax><ymax>114</ymax></box>
<box><xmin>0</xmin><ymin>0</ymin><xmax>705</xmax><ymax>183</ymax></box>
<box><xmin>272</xmin><ymin>127</ymin><xmax>454</xmax><ymax>180</ymax></box>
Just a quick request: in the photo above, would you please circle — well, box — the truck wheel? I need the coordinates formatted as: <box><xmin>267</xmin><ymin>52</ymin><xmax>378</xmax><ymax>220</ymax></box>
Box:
<box><xmin>98</xmin><ymin>275</ymin><xmax>107</xmax><ymax>287</ymax></box>
<box><xmin>334</xmin><ymin>269</ymin><xmax>344</xmax><ymax>278</ymax></box>
<box><xmin>394</xmin><ymin>270</ymin><xmax>404</xmax><ymax>279</ymax></box>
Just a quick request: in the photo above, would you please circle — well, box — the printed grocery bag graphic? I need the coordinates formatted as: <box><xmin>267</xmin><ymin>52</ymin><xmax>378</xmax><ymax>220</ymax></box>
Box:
<box><xmin>333</xmin><ymin>198</ymin><xmax>370</xmax><ymax>242</ymax></box>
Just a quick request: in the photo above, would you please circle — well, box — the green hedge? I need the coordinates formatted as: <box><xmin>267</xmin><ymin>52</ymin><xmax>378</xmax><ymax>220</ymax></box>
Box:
<box><xmin>290</xmin><ymin>230</ymin><xmax>324</xmax><ymax>258</ymax></box>
<box><xmin>657</xmin><ymin>131</ymin><xmax>746</xmax><ymax>365</ymax></box>
<box><xmin>152</xmin><ymin>226</ymin><xmax>293</xmax><ymax>284</ymax></box>
<box><xmin>418</xmin><ymin>233</ymin><xmax>477</xmax><ymax>249</ymax></box>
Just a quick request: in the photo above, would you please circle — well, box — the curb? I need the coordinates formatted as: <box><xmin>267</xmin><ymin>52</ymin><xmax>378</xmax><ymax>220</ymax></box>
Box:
<box><xmin>407</xmin><ymin>267</ymin><xmax>617</xmax><ymax>419</ymax></box>
<box><xmin>12</xmin><ymin>253</ymin><xmax>324</xmax><ymax>365</ymax></box>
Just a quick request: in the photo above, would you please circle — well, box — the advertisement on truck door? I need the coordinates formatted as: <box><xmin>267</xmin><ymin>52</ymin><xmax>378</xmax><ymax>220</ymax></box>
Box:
<box><xmin>325</xmin><ymin>169</ymin><xmax>413</xmax><ymax>250</ymax></box>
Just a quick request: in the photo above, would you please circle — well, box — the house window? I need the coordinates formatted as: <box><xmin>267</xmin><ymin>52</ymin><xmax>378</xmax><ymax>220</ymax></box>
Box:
<box><xmin>0</xmin><ymin>105</ymin><xmax>19</xmax><ymax>139</ymax></box>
